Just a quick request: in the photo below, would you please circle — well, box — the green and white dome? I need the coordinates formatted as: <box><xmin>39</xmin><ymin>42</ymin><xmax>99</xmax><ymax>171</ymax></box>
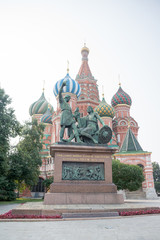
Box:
<box><xmin>29</xmin><ymin>92</ymin><xmax>54</xmax><ymax>116</ymax></box>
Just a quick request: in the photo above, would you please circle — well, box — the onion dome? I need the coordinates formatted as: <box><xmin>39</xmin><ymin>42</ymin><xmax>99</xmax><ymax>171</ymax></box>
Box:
<box><xmin>29</xmin><ymin>92</ymin><xmax>54</xmax><ymax>116</ymax></box>
<box><xmin>81</xmin><ymin>44</ymin><xmax>89</xmax><ymax>54</ymax></box>
<box><xmin>41</xmin><ymin>106</ymin><xmax>52</xmax><ymax>124</ymax></box>
<box><xmin>111</xmin><ymin>85</ymin><xmax>132</xmax><ymax>107</ymax></box>
<box><xmin>95</xmin><ymin>95</ymin><xmax>115</xmax><ymax>118</ymax></box>
<box><xmin>53</xmin><ymin>73</ymin><xmax>81</xmax><ymax>98</ymax></box>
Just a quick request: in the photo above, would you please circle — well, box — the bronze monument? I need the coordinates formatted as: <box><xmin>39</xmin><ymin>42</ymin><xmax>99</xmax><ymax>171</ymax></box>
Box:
<box><xmin>44</xmin><ymin>82</ymin><xmax>124</xmax><ymax>205</ymax></box>
<box><xmin>59</xmin><ymin>81</ymin><xmax>112</xmax><ymax>144</ymax></box>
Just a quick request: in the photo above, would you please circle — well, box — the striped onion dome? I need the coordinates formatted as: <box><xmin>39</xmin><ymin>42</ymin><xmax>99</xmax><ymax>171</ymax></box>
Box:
<box><xmin>95</xmin><ymin>96</ymin><xmax>115</xmax><ymax>118</ymax></box>
<box><xmin>41</xmin><ymin>106</ymin><xmax>52</xmax><ymax>124</ymax></box>
<box><xmin>111</xmin><ymin>85</ymin><xmax>132</xmax><ymax>107</ymax></box>
<box><xmin>29</xmin><ymin>92</ymin><xmax>54</xmax><ymax>116</ymax></box>
<box><xmin>53</xmin><ymin>73</ymin><xmax>81</xmax><ymax>97</ymax></box>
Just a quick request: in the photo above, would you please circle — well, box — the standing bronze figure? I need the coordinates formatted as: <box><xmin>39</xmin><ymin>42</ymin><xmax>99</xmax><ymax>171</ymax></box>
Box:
<box><xmin>59</xmin><ymin>81</ymin><xmax>82</xmax><ymax>143</ymax></box>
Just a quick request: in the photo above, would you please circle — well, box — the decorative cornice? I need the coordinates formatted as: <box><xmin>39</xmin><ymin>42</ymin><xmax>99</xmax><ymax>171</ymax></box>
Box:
<box><xmin>101</xmin><ymin>116</ymin><xmax>113</xmax><ymax>119</ymax></box>
<box><xmin>114</xmin><ymin>104</ymin><xmax>131</xmax><ymax>108</ymax></box>
<box><xmin>114</xmin><ymin>152</ymin><xmax>151</xmax><ymax>156</ymax></box>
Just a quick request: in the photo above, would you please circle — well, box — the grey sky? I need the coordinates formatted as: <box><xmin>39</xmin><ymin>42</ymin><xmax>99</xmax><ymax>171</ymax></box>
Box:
<box><xmin>0</xmin><ymin>0</ymin><xmax>160</xmax><ymax>162</ymax></box>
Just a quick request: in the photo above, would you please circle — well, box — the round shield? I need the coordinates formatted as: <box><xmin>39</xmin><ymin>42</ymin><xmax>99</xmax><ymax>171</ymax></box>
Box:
<box><xmin>98</xmin><ymin>125</ymin><xmax>112</xmax><ymax>144</ymax></box>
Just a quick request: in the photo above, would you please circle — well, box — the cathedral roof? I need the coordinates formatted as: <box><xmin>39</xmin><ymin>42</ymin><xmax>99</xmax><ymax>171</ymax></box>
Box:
<box><xmin>76</xmin><ymin>44</ymin><xmax>94</xmax><ymax>80</ymax></box>
<box><xmin>53</xmin><ymin>73</ymin><xmax>81</xmax><ymax>97</ymax></box>
<box><xmin>120</xmin><ymin>127</ymin><xmax>143</xmax><ymax>152</ymax></box>
<box><xmin>29</xmin><ymin>92</ymin><xmax>54</xmax><ymax>116</ymax></box>
<box><xmin>95</xmin><ymin>96</ymin><xmax>115</xmax><ymax>118</ymax></box>
<box><xmin>111</xmin><ymin>85</ymin><xmax>132</xmax><ymax>107</ymax></box>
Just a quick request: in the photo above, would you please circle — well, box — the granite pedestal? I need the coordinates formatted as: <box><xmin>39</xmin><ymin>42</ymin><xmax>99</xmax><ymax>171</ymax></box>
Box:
<box><xmin>44</xmin><ymin>143</ymin><xmax>124</xmax><ymax>205</ymax></box>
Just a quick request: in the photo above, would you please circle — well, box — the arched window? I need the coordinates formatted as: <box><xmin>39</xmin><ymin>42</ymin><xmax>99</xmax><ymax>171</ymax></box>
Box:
<box><xmin>137</xmin><ymin>164</ymin><xmax>144</xmax><ymax>169</ymax></box>
<box><xmin>137</xmin><ymin>164</ymin><xmax>144</xmax><ymax>171</ymax></box>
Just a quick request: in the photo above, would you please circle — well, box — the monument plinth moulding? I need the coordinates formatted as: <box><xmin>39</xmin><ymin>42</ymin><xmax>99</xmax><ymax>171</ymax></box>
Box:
<box><xmin>44</xmin><ymin>143</ymin><xmax>124</xmax><ymax>205</ymax></box>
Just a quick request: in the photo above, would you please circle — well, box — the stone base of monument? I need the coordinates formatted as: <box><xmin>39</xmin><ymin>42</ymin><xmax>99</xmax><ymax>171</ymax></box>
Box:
<box><xmin>44</xmin><ymin>192</ymin><xmax>123</xmax><ymax>204</ymax></box>
<box><xmin>44</xmin><ymin>143</ymin><xmax>124</xmax><ymax>205</ymax></box>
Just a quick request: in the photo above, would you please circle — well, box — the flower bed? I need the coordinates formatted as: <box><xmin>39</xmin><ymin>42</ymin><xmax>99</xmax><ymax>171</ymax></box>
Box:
<box><xmin>119</xmin><ymin>209</ymin><xmax>160</xmax><ymax>216</ymax></box>
<box><xmin>1</xmin><ymin>209</ymin><xmax>160</xmax><ymax>219</ymax></box>
<box><xmin>0</xmin><ymin>210</ymin><xmax>62</xmax><ymax>219</ymax></box>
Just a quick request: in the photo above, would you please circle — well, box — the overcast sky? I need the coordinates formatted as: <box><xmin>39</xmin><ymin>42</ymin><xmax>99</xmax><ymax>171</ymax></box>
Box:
<box><xmin>0</xmin><ymin>0</ymin><xmax>160</xmax><ymax>163</ymax></box>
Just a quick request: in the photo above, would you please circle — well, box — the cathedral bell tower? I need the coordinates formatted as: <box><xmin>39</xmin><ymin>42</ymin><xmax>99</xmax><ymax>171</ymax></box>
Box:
<box><xmin>76</xmin><ymin>44</ymin><xmax>100</xmax><ymax>116</ymax></box>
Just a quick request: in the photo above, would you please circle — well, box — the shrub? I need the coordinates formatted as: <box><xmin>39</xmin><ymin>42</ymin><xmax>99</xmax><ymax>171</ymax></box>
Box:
<box><xmin>112</xmin><ymin>159</ymin><xmax>145</xmax><ymax>191</ymax></box>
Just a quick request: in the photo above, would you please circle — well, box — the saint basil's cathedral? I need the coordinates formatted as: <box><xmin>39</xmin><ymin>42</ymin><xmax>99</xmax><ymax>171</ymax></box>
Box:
<box><xmin>29</xmin><ymin>45</ymin><xmax>157</xmax><ymax>199</ymax></box>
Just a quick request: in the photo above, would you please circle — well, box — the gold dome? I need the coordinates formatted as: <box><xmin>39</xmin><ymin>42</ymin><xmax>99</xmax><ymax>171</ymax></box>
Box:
<box><xmin>81</xmin><ymin>43</ymin><xmax>89</xmax><ymax>53</ymax></box>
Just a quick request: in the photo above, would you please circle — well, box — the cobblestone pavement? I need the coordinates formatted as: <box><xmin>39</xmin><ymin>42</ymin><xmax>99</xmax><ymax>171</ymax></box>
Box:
<box><xmin>0</xmin><ymin>214</ymin><xmax>160</xmax><ymax>240</ymax></box>
<box><xmin>0</xmin><ymin>200</ymin><xmax>160</xmax><ymax>240</ymax></box>
<box><xmin>0</xmin><ymin>204</ymin><xmax>20</xmax><ymax>215</ymax></box>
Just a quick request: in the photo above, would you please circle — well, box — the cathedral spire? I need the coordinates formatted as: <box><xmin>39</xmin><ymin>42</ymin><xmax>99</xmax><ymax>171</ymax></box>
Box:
<box><xmin>67</xmin><ymin>60</ymin><xmax>69</xmax><ymax>73</ymax></box>
<box><xmin>42</xmin><ymin>80</ymin><xmax>45</xmax><ymax>92</ymax></box>
<box><xmin>102</xmin><ymin>85</ymin><xmax>105</xmax><ymax>99</ymax></box>
<box><xmin>76</xmin><ymin>44</ymin><xmax>94</xmax><ymax>80</ymax></box>
<box><xmin>76</xmin><ymin>45</ymin><xmax>100</xmax><ymax>115</ymax></box>
<box><xmin>81</xmin><ymin>43</ymin><xmax>89</xmax><ymax>61</ymax></box>
<box><xmin>118</xmin><ymin>74</ymin><xmax>121</xmax><ymax>86</ymax></box>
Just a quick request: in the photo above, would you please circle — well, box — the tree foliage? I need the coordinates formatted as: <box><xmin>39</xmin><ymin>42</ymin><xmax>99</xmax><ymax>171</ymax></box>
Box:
<box><xmin>0</xmin><ymin>176</ymin><xmax>16</xmax><ymax>201</ymax></box>
<box><xmin>112</xmin><ymin>159</ymin><xmax>145</xmax><ymax>191</ymax></box>
<box><xmin>152</xmin><ymin>162</ymin><xmax>160</xmax><ymax>194</ymax></box>
<box><xmin>152</xmin><ymin>162</ymin><xmax>160</xmax><ymax>182</ymax></box>
<box><xmin>43</xmin><ymin>177</ymin><xmax>54</xmax><ymax>193</ymax></box>
<box><xmin>9</xmin><ymin>119</ymin><xmax>45</xmax><ymax>190</ymax></box>
<box><xmin>0</xmin><ymin>88</ymin><xmax>46</xmax><ymax>200</ymax></box>
<box><xmin>0</xmin><ymin>88</ymin><xmax>21</xmax><ymax>200</ymax></box>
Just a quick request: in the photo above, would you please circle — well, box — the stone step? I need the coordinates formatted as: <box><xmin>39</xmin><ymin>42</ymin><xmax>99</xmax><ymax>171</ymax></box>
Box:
<box><xmin>126</xmin><ymin>192</ymin><xmax>146</xmax><ymax>200</ymax></box>
<box><xmin>62</xmin><ymin>212</ymin><xmax>119</xmax><ymax>219</ymax></box>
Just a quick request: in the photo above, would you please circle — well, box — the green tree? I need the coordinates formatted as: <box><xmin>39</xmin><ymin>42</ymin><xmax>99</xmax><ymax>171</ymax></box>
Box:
<box><xmin>152</xmin><ymin>162</ymin><xmax>160</xmax><ymax>182</ymax></box>
<box><xmin>9</xmin><ymin>119</ymin><xmax>45</xmax><ymax>196</ymax></box>
<box><xmin>0</xmin><ymin>88</ymin><xmax>21</xmax><ymax>200</ymax></box>
<box><xmin>152</xmin><ymin>162</ymin><xmax>160</xmax><ymax>194</ymax></box>
<box><xmin>112</xmin><ymin>159</ymin><xmax>144</xmax><ymax>191</ymax></box>
<box><xmin>43</xmin><ymin>177</ymin><xmax>54</xmax><ymax>193</ymax></box>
